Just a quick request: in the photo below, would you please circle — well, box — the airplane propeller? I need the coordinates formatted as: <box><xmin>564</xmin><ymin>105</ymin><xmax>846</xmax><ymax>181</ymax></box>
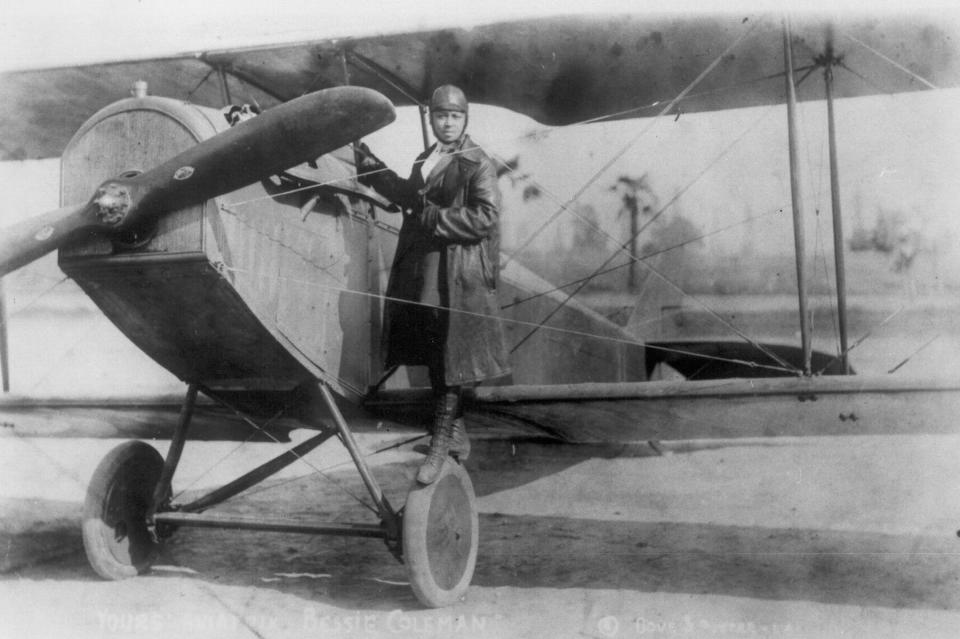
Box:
<box><xmin>0</xmin><ymin>86</ymin><xmax>395</xmax><ymax>277</ymax></box>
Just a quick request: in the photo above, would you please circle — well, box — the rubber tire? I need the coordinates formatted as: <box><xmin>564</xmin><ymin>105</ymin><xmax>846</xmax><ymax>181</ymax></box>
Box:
<box><xmin>402</xmin><ymin>458</ymin><xmax>478</xmax><ymax>608</ymax></box>
<box><xmin>82</xmin><ymin>441</ymin><xmax>164</xmax><ymax>580</ymax></box>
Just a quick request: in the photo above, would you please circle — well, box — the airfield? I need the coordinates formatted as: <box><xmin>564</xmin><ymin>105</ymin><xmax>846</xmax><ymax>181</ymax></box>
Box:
<box><xmin>1</xmin><ymin>3</ymin><xmax>960</xmax><ymax>636</ymax></box>
<box><xmin>3</xmin><ymin>279</ymin><xmax>960</xmax><ymax>638</ymax></box>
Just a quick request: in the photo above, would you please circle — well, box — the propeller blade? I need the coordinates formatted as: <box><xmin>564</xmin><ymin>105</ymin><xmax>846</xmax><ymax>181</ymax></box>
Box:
<box><xmin>0</xmin><ymin>204</ymin><xmax>89</xmax><ymax>276</ymax></box>
<box><xmin>121</xmin><ymin>86</ymin><xmax>396</xmax><ymax>228</ymax></box>
<box><xmin>0</xmin><ymin>86</ymin><xmax>395</xmax><ymax>278</ymax></box>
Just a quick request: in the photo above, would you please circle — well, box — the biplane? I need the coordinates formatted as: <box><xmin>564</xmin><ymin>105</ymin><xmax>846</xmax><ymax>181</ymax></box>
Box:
<box><xmin>1</xmin><ymin>10</ymin><xmax>959</xmax><ymax>608</ymax></box>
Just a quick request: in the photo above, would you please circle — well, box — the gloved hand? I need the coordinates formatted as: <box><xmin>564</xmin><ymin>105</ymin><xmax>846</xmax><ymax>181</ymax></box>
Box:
<box><xmin>403</xmin><ymin>188</ymin><xmax>426</xmax><ymax>219</ymax></box>
<box><xmin>355</xmin><ymin>142</ymin><xmax>386</xmax><ymax>173</ymax></box>
<box><xmin>411</xmin><ymin>194</ymin><xmax>439</xmax><ymax>229</ymax></box>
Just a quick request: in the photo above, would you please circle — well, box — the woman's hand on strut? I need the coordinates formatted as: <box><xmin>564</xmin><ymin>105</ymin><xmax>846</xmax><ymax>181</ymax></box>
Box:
<box><xmin>355</xmin><ymin>142</ymin><xmax>386</xmax><ymax>173</ymax></box>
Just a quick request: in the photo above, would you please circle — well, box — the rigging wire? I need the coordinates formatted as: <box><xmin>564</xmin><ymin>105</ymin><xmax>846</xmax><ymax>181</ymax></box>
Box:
<box><xmin>501</xmin><ymin>18</ymin><xmax>763</xmax><ymax>268</ymax></box>
<box><xmin>216</xmin><ymin>87</ymin><xmax>806</xmax><ymax>375</ymax></box>
<box><xmin>814</xmin><ymin>305</ymin><xmax>906</xmax><ymax>375</ymax></box>
<box><xmin>836</xmin><ymin>60</ymin><xmax>885</xmax><ymax>95</ymax></box>
<box><xmin>837</xmin><ymin>58</ymin><xmax>951</xmax><ymax>179</ymax></box>
<box><xmin>227</xmin><ymin>86</ymin><xmax>788</xmax><ymax>350</ymax></box>
<box><xmin>243</xmin><ymin>197</ymin><xmax>738</xmax><ymax>374</ymax></box>
<box><xmin>535</xmin><ymin>63</ymin><xmax>818</xmax><ymax>128</ymax></box>
<box><xmin>887</xmin><ymin>335</ymin><xmax>940</xmax><ymax>374</ymax></box>
<box><xmin>220</xmin><ymin>149</ymin><xmax>792</xmax><ymax>374</ymax></box>
<box><xmin>27</xmin><ymin>336</ymin><xmax>89</xmax><ymax>395</ymax></box>
<box><xmin>223</xmin><ymin>58</ymin><xmax>811</xmax><ymax>374</ymax></box>
<box><xmin>217</xmin><ymin>262</ymin><xmax>797</xmax><ymax>376</ymax></box>
<box><xmin>23</xmin><ymin>29</ymin><xmax>828</xmax><ymax>399</ymax></box>
<box><xmin>215</xmin><ymin>20</ymin><xmax>945</xmax><ymax>377</ymax></box>
<box><xmin>506</xmin><ymin>35</ymin><xmax>946</xmax><ymax>369</ymax></box>
<box><xmin>810</xmin><ymin>119</ymin><xmax>842</xmax><ymax>356</ymax></box>
<box><xmin>225</xmin><ymin>66</ymin><xmax>812</xmax><ymax>211</ymax></box>
<box><xmin>500</xmin><ymin>208</ymin><xmax>783</xmax><ymax>310</ymax></box>
<box><xmin>169</xmin><ymin>409</ymin><xmax>287</xmax><ymax>502</ymax></box>
<box><xmin>490</xmin><ymin>65</ymin><xmax>817</xmax><ymax>366</ymax></box>
<box><xmin>186</xmin><ymin>68</ymin><xmax>217</xmax><ymax>100</ymax></box>
<box><xmin>237</xmin><ymin>433</ymin><xmax>427</xmax><ymax>501</ymax></box>
<box><xmin>2</xmin><ymin>274</ymin><xmax>70</xmax><ymax>320</ymax></box>
<box><xmin>842</xmin><ymin>32</ymin><xmax>940</xmax><ymax>90</ymax></box>
<box><xmin>798</xmin><ymin>72</ymin><xmax>829</xmax><ymax>355</ymax></box>
<box><xmin>814</xmin><ymin>214</ymin><xmax>841</xmax><ymax>354</ymax></box>
<box><xmin>506</xmin><ymin>105</ymin><xmax>798</xmax><ymax>372</ymax></box>
<box><xmin>827</xmin><ymin>43</ymin><xmax>950</xmax><ymax>367</ymax></box>
<box><xmin>163</xmin><ymin>369</ymin><xmax>419</xmax><ymax>508</ymax></box>
<box><xmin>228</xmin><ymin>51</ymin><xmax>814</xmax><ymax>337</ymax></box>
<box><xmin>344</xmin><ymin>51</ymin><xmax>426</xmax><ymax>107</ymax></box>
<box><xmin>12</xmin><ymin>275</ymin><xmax>85</xmax><ymax>395</ymax></box>
<box><xmin>202</xmin><ymin>390</ymin><xmax>379</xmax><ymax>515</ymax></box>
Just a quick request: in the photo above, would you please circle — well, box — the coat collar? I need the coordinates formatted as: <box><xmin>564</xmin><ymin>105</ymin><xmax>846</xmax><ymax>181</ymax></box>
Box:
<box><xmin>417</xmin><ymin>135</ymin><xmax>483</xmax><ymax>165</ymax></box>
<box><xmin>416</xmin><ymin>135</ymin><xmax>483</xmax><ymax>190</ymax></box>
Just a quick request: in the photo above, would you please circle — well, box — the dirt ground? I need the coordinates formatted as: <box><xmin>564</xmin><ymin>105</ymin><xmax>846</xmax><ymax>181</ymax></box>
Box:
<box><xmin>4</xmin><ymin>430</ymin><xmax>960</xmax><ymax>639</ymax></box>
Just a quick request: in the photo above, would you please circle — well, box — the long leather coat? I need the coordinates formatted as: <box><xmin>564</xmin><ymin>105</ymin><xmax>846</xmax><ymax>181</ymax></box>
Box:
<box><xmin>361</xmin><ymin>135</ymin><xmax>511</xmax><ymax>385</ymax></box>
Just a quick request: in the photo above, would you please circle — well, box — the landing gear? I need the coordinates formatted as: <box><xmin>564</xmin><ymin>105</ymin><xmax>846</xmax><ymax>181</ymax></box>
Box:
<box><xmin>403</xmin><ymin>459</ymin><xmax>479</xmax><ymax>608</ymax></box>
<box><xmin>82</xmin><ymin>440</ymin><xmax>164</xmax><ymax>579</ymax></box>
<box><xmin>78</xmin><ymin>381</ymin><xmax>481</xmax><ymax>608</ymax></box>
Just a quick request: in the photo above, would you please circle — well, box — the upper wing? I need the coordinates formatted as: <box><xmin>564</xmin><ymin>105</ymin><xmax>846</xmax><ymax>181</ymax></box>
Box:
<box><xmin>2</xmin><ymin>12</ymin><xmax>958</xmax><ymax>160</ymax></box>
<box><xmin>0</xmin><ymin>57</ymin><xmax>283</xmax><ymax>161</ymax></box>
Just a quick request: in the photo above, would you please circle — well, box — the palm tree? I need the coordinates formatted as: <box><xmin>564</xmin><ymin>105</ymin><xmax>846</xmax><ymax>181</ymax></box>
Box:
<box><xmin>610</xmin><ymin>174</ymin><xmax>656</xmax><ymax>290</ymax></box>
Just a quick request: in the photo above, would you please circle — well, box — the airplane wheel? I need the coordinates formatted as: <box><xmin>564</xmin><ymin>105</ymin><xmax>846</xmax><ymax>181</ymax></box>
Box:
<box><xmin>82</xmin><ymin>441</ymin><xmax>164</xmax><ymax>580</ymax></box>
<box><xmin>402</xmin><ymin>458</ymin><xmax>478</xmax><ymax>608</ymax></box>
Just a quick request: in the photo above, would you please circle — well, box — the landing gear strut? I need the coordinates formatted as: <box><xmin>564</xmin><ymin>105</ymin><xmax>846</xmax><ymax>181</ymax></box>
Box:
<box><xmin>79</xmin><ymin>380</ymin><xmax>480</xmax><ymax>608</ymax></box>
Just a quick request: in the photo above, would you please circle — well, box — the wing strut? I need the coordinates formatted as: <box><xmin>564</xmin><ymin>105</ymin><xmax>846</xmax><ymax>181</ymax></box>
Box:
<box><xmin>343</xmin><ymin>49</ymin><xmax>432</xmax><ymax>152</ymax></box>
<box><xmin>0</xmin><ymin>279</ymin><xmax>8</xmax><ymax>392</ymax></box>
<box><xmin>822</xmin><ymin>25</ymin><xmax>851</xmax><ymax>374</ymax></box>
<box><xmin>216</xmin><ymin>65</ymin><xmax>233</xmax><ymax>106</ymax></box>
<box><xmin>783</xmin><ymin>16</ymin><xmax>812</xmax><ymax>376</ymax></box>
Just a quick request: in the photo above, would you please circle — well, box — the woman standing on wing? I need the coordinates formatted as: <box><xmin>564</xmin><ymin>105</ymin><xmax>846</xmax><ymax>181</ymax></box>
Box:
<box><xmin>358</xmin><ymin>85</ymin><xmax>511</xmax><ymax>484</ymax></box>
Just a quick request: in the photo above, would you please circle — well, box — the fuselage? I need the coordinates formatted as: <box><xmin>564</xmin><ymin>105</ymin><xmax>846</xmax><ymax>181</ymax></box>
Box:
<box><xmin>57</xmin><ymin>96</ymin><xmax>647</xmax><ymax>411</ymax></box>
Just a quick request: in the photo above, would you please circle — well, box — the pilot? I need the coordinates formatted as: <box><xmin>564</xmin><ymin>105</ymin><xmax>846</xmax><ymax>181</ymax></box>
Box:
<box><xmin>357</xmin><ymin>84</ymin><xmax>510</xmax><ymax>484</ymax></box>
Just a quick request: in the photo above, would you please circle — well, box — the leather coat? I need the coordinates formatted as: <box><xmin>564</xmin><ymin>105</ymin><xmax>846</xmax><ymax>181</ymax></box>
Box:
<box><xmin>360</xmin><ymin>135</ymin><xmax>511</xmax><ymax>385</ymax></box>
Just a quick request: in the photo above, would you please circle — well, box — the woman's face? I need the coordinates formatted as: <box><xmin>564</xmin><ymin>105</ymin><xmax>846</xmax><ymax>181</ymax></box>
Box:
<box><xmin>430</xmin><ymin>109</ymin><xmax>466</xmax><ymax>144</ymax></box>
